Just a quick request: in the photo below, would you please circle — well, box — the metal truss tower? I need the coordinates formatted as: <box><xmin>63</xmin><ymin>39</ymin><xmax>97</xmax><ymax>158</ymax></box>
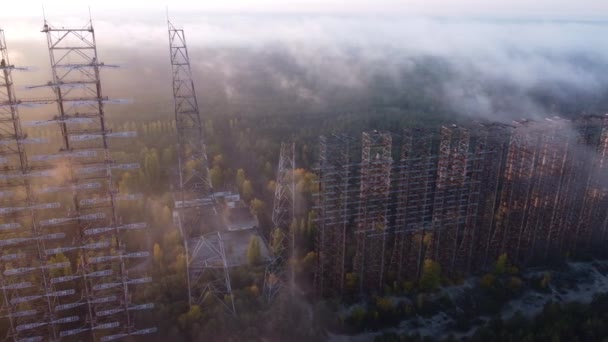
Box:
<box><xmin>0</xmin><ymin>27</ymin><xmax>67</xmax><ymax>342</ymax></box>
<box><xmin>168</xmin><ymin>21</ymin><xmax>211</xmax><ymax>198</ymax></box>
<box><xmin>30</xmin><ymin>17</ymin><xmax>156</xmax><ymax>341</ymax></box>
<box><xmin>354</xmin><ymin>131</ymin><xmax>392</xmax><ymax>292</ymax></box>
<box><xmin>264</xmin><ymin>142</ymin><xmax>296</xmax><ymax>300</ymax></box>
<box><xmin>185</xmin><ymin>231</ymin><xmax>236</xmax><ymax>314</ymax></box>
<box><xmin>314</xmin><ymin>135</ymin><xmax>353</xmax><ymax>297</ymax></box>
<box><xmin>168</xmin><ymin>20</ymin><xmax>235</xmax><ymax>314</ymax></box>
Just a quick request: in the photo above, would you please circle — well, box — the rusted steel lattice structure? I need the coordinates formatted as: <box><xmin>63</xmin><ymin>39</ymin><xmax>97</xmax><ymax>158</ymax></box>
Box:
<box><xmin>353</xmin><ymin>131</ymin><xmax>393</xmax><ymax>292</ymax></box>
<box><xmin>264</xmin><ymin>142</ymin><xmax>296</xmax><ymax>300</ymax></box>
<box><xmin>490</xmin><ymin>120</ymin><xmax>539</xmax><ymax>264</ymax></box>
<box><xmin>31</xmin><ymin>18</ymin><xmax>155</xmax><ymax>340</ymax></box>
<box><xmin>525</xmin><ymin>118</ymin><xmax>573</xmax><ymax>262</ymax></box>
<box><xmin>575</xmin><ymin>116</ymin><xmax>608</xmax><ymax>252</ymax></box>
<box><xmin>390</xmin><ymin>129</ymin><xmax>436</xmax><ymax>282</ymax></box>
<box><xmin>317</xmin><ymin>117</ymin><xmax>608</xmax><ymax>295</ymax></box>
<box><xmin>315</xmin><ymin>128</ymin><xmax>500</xmax><ymax>295</ymax></box>
<box><xmin>425</xmin><ymin>126</ymin><xmax>482</xmax><ymax>276</ymax></box>
<box><xmin>315</xmin><ymin>118</ymin><xmax>608</xmax><ymax>296</ymax></box>
<box><xmin>0</xmin><ymin>27</ymin><xmax>68</xmax><ymax>342</ymax></box>
<box><xmin>167</xmin><ymin>20</ymin><xmax>235</xmax><ymax>314</ymax></box>
<box><xmin>168</xmin><ymin>21</ymin><xmax>211</xmax><ymax>198</ymax></box>
<box><xmin>314</xmin><ymin>135</ymin><xmax>354</xmax><ymax>297</ymax></box>
<box><xmin>490</xmin><ymin>119</ymin><xmax>583</xmax><ymax>266</ymax></box>
<box><xmin>475</xmin><ymin>123</ymin><xmax>511</xmax><ymax>269</ymax></box>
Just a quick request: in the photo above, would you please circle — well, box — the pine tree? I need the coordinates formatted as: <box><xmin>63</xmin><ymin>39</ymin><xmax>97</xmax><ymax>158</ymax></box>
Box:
<box><xmin>236</xmin><ymin>168</ymin><xmax>246</xmax><ymax>191</ymax></box>
<box><xmin>247</xmin><ymin>236</ymin><xmax>262</xmax><ymax>265</ymax></box>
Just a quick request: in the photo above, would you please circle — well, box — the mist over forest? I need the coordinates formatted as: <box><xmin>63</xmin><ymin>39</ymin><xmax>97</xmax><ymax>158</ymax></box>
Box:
<box><xmin>7</xmin><ymin>16</ymin><xmax>608</xmax><ymax>123</ymax></box>
<box><xmin>4</xmin><ymin>11</ymin><xmax>608</xmax><ymax>342</ymax></box>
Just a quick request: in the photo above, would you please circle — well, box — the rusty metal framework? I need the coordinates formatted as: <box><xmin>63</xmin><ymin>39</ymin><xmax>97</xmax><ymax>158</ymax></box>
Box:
<box><xmin>314</xmin><ymin>118</ymin><xmax>608</xmax><ymax>296</ymax></box>
<box><xmin>427</xmin><ymin>127</ymin><xmax>470</xmax><ymax>271</ymax></box>
<box><xmin>426</xmin><ymin>126</ymin><xmax>476</xmax><ymax>275</ymax></box>
<box><xmin>314</xmin><ymin>119</ymin><xmax>608</xmax><ymax>296</ymax></box>
<box><xmin>264</xmin><ymin>142</ymin><xmax>296</xmax><ymax>300</ymax></box>
<box><xmin>167</xmin><ymin>19</ymin><xmax>235</xmax><ymax>315</ymax></box>
<box><xmin>353</xmin><ymin>131</ymin><xmax>392</xmax><ymax>292</ymax></box>
<box><xmin>575</xmin><ymin>115</ymin><xmax>608</xmax><ymax>252</ymax></box>
<box><xmin>27</xmin><ymin>17</ymin><xmax>155</xmax><ymax>341</ymax></box>
<box><xmin>490</xmin><ymin>119</ymin><xmax>586</xmax><ymax>266</ymax></box>
<box><xmin>315</xmin><ymin>127</ymin><xmax>501</xmax><ymax>295</ymax></box>
<box><xmin>527</xmin><ymin>118</ymin><xmax>573</xmax><ymax>262</ymax></box>
<box><xmin>168</xmin><ymin>21</ymin><xmax>211</xmax><ymax>197</ymax></box>
<box><xmin>595</xmin><ymin>116</ymin><xmax>608</xmax><ymax>246</ymax></box>
<box><xmin>491</xmin><ymin>120</ymin><xmax>539</xmax><ymax>264</ymax></box>
<box><xmin>389</xmin><ymin>129</ymin><xmax>436</xmax><ymax>282</ymax></box>
<box><xmin>186</xmin><ymin>232</ymin><xmax>236</xmax><ymax>314</ymax></box>
<box><xmin>475</xmin><ymin>123</ymin><xmax>511</xmax><ymax>269</ymax></box>
<box><xmin>0</xmin><ymin>27</ymin><xmax>66</xmax><ymax>342</ymax></box>
<box><xmin>314</xmin><ymin>135</ymin><xmax>353</xmax><ymax>297</ymax></box>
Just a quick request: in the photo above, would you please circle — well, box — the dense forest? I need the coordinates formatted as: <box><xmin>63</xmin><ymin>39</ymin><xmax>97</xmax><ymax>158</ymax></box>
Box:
<box><xmin>84</xmin><ymin>54</ymin><xmax>608</xmax><ymax>338</ymax></box>
<box><xmin>79</xmin><ymin>101</ymin><xmax>608</xmax><ymax>341</ymax></box>
<box><xmin>375</xmin><ymin>292</ymin><xmax>608</xmax><ymax>342</ymax></box>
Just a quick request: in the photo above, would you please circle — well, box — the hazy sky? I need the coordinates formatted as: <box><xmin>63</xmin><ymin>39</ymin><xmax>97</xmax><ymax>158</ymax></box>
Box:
<box><xmin>2</xmin><ymin>0</ymin><xmax>607</xmax><ymax>123</ymax></box>
<box><xmin>0</xmin><ymin>0</ymin><xmax>607</xmax><ymax>19</ymax></box>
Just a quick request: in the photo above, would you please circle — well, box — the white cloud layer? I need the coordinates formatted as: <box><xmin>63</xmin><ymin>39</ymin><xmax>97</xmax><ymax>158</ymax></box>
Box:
<box><xmin>1</xmin><ymin>0</ymin><xmax>608</xmax><ymax>20</ymax></box>
<box><xmin>1</xmin><ymin>13</ymin><xmax>607</xmax><ymax>123</ymax></box>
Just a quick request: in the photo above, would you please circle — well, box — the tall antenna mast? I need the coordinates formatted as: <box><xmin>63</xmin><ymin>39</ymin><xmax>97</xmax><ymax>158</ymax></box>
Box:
<box><xmin>168</xmin><ymin>19</ymin><xmax>235</xmax><ymax>314</ymax></box>
<box><xmin>167</xmin><ymin>20</ymin><xmax>211</xmax><ymax>197</ymax></box>
<box><xmin>0</xmin><ymin>27</ymin><xmax>64</xmax><ymax>342</ymax></box>
<box><xmin>32</xmin><ymin>15</ymin><xmax>156</xmax><ymax>340</ymax></box>
<box><xmin>264</xmin><ymin>142</ymin><xmax>296</xmax><ymax>300</ymax></box>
